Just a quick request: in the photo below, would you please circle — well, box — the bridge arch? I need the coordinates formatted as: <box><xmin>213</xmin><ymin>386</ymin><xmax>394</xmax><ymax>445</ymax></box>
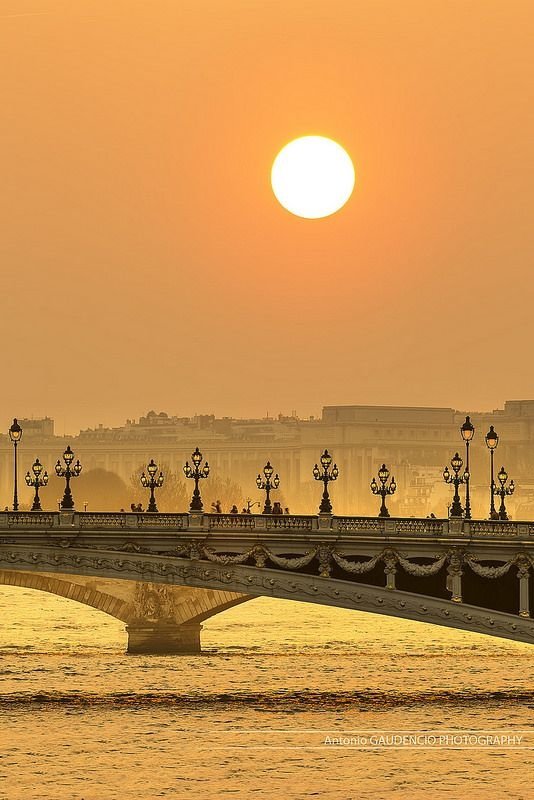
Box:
<box><xmin>0</xmin><ymin>569</ymin><xmax>131</xmax><ymax>622</ymax></box>
<box><xmin>0</xmin><ymin>568</ymin><xmax>252</xmax><ymax>653</ymax></box>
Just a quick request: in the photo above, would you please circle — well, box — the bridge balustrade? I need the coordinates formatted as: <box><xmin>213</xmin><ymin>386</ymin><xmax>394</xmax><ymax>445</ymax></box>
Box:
<box><xmin>466</xmin><ymin>520</ymin><xmax>519</xmax><ymax>536</ymax></box>
<box><xmin>136</xmin><ymin>513</ymin><xmax>188</xmax><ymax>529</ymax></box>
<box><xmin>334</xmin><ymin>517</ymin><xmax>384</xmax><ymax>532</ymax></box>
<box><xmin>264</xmin><ymin>515</ymin><xmax>315</xmax><ymax>530</ymax></box>
<box><xmin>0</xmin><ymin>510</ymin><xmax>534</xmax><ymax>539</ymax></box>
<box><xmin>207</xmin><ymin>514</ymin><xmax>256</xmax><ymax>529</ymax></box>
<box><xmin>393</xmin><ymin>519</ymin><xmax>445</xmax><ymax>535</ymax></box>
<box><xmin>77</xmin><ymin>512</ymin><xmax>188</xmax><ymax>530</ymax></box>
<box><xmin>6</xmin><ymin>512</ymin><xmax>56</xmax><ymax>528</ymax></box>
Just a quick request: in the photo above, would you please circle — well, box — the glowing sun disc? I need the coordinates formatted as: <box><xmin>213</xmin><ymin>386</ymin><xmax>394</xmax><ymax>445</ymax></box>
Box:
<box><xmin>271</xmin><ymin>136</ymin><xmax>355</xmax><ymax>219</ymax></box>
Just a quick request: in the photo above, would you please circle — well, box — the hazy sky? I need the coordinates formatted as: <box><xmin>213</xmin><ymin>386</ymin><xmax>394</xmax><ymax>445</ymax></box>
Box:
<box><xmin>2</xmin><ymin>1</ymin><xmax>533</xmax><ymax>432</ymax></box>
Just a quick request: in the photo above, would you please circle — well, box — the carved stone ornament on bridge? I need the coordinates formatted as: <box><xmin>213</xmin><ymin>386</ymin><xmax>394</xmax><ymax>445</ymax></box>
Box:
<box><xmin>331</xmin><ymin>551</ymin><xmax>382</xmax><ymax>574</ymax></box>
<box><xmin>396</xmin><ymin>552</ymin><xmax>449</xmax><ymax>577</ymax></box>
<box><xmin>316</xmin><ymin>544</ymin><xmax>333</xmax><ymax>577</ymax></box>
<box><xmin>133</xmin><ymin>582</ymin><xmax>177</xmax><ymax>623</ymax></box>
<box><xmin>516</xmin><ymin>554</ymin><xmax>531</xmax><ymax>581</ymax></box>
<box><xmin>447</xmin><ymin>549</ymin><xmax>464</xmax><ymax>577</ymax></box>
<box><xmin>464</xmin><ymin>553</ymin><xmax>531</xmax><ymax>579</ymax></box>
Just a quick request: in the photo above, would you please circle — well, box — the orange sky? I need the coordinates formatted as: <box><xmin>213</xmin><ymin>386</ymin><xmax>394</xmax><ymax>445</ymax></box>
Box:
<box><xmin>1</xmin><ymin>1</ymin><xmax>533</xmax><ymax>432</ymax></box>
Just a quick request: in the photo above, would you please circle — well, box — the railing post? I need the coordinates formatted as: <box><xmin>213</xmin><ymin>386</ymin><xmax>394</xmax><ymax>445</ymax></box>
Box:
<box><xmin>188</xmin><ymin>511</ymin><xmax>205</xmax><ymax>533</ymax></box>
<box><xmin>517</xmin><ymin>557</ymin><xmax>530</xmax><ymax>618</ymax></box>
<box><xmin>449</xmin><ymin>518</ymin><xmax>463</xmax><ymax>536</ymax></box>
<box><xmin>318</xmin><ymin>513</ymin><xmax>333</xmax><ymax>531</ymax></box>
<box><xmin>58</xmin><ymin>510</ymin><xmax>78</xmax><ymax>530</ymax></box>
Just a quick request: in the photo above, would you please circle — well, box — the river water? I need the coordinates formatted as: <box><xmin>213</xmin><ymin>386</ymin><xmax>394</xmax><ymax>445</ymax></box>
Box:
<box><xmin>0</xmin><ymin>586</ymin><xmax>533</xmax><ymax>799</ymax></box>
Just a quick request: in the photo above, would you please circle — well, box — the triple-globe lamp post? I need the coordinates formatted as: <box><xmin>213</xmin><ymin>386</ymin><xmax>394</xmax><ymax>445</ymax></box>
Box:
<box><xmin>55</xmin><ymin>446</ymin><xmax>82</xmax><ymax>510</ymax></box>
<box><xmin>313</xmin><ymin>450</ymin><xmax>339</xmax><ymax>514</ymax></box>
<box><xmin>9</xmin><ymin>418</ymin><xmax>22</xmax><ymax>512</ymax></box>
<box><xmin>494</xmin><ymin>466</ymin><xmax>515</xmax><ymax>521</ymax></box>
<box><xmin>25</xmin><ymin>458</ymin><xmax>48</xmax><ymax>511</ymax></box>
<box><xmin>443</xmin><ymin>452</ymin><xmax>468</xmax><ymax>518</ymax></box>
<box><xmin>140</xmin><ymin>459</ymin><xmax>164</xmax><ymax>513</ymax></box>
<box><xmin>184</xmin><ymin>447</ymin><xmax>210</xmax><ymax>512</ymax></box>
<box><xmin>256</xmin><ymin>461</ymin><xmax>280</xmax><ymax>514</ymax></box>
<box><xmin>370</xmin><ymin>463</ymin><xmax>396</xmax><ymax>518</ymax></box>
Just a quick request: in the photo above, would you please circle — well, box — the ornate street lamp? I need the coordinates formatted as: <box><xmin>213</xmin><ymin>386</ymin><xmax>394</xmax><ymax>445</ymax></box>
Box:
<box><xmin>8</xmin><ymin>418</ymin><xmax>23</xmax><ymax>511</ymax></box>
<box><xmin>312</xmin><ymin>450</ymin><xmax>339</xmax><ymax>514</ymax></box>
<box><xmin>460</xmin><ymin>415</ymin><xmax>475</xmax><ymax>519</ymax></box>
<box><xmin>256</xmin><ymin>461</ymin><xmax>280</xmax><ymax>514</ymax></box>
<box><xmin>140</xmin><ymin>459</ymin><xmax>164</xmax><ymax>513</ymax></box>
<box><xmin>485</xmin><ymin>425</ymin><xmax>499</xmax><ymax>519</ymax></box>
<box><xmin>494</xmin><ymin>466</ymin><xmax>515</xmax><ymax>521</ymax></box>
<box><xmin>370</xmin><ymin>463</ymin><xmax>397</xmax><ymax>518</ymax></box>
<box><xmin>183</xmin><ymin>447</ymin><xmax>210</xmax><ymax>512</ymax></box>
<box><xmin>25</xmin><ymin>458</ymin><xmax>49</xmax><ymax>511</ymax></box>
<box><xmin>443</xmin><ymin>452</ymin><xmax>468</xmax><ymax>518</ymax></box>
<box><xmin>55</xmin><ymin>446</ymin><xmax>82</xmax><ymax>510</ymax></box>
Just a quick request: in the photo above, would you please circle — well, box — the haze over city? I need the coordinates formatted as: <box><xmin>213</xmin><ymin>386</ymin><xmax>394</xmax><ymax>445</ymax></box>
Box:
<box><xmin>2</xmin><ymin>1</ymin><xmax>534</xmax><ymax>433</ymax></box>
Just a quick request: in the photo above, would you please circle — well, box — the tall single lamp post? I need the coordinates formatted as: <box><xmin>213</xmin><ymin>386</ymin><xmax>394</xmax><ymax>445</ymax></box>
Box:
<box><xmin>9</xmin><ymin>418</ymin><xmax>23</xmax><ymax>511</ymax></box>
<box><xmin>55</xmin><ymin>446</ymin><xmax>82</xmax><ymax>510</ymax></box>
<box><xmin>443</xmin><ymin>452</ymin><xmax>468</xmax><ymax>518</ymax></box>
<box><xmin>140</xmin><ymin>459</ymin><xmax>164</xmax><ymax>513</ymax></box>
<box><xmin>485</xmin><ymin>425</ymin><xmax>499</xmax><ymax>519</ymax></box>
<box><xmin>184</xmin><ymin>447</ymin><xmax>210</xmax><ymax>512</ymax></box>
<box><xmin>313</xmin><ymin>450</ymin><xmax>339</xmax><ymax>514</ymax></box>
<box><xmin>370</xmin><ymin>463</ymin><xmax>397</xmax><ymax>518</ymax></box>
<box><xmin>460</xmin><ymin>415</ymin><xmax>475</xmax><ymax>519</ymax></box>
<box><xmin>256</xmin><ymin>461</ymin><xmax>280</xmax><ymax>514</ymax></box>
<box><xmin>25</xmin><ymin>459</ymin><xmax>48</xmax><ymax>512</ymax></box>
<box><xmin>494</xmin><ymin>466</ymin><xmax>515</xmax><ymax>521</ymax></box>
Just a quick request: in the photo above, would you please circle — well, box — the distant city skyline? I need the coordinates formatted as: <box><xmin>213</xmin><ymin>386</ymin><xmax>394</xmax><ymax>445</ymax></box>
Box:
<box><xmin>3</xmin><ymin>399</ymin><xmax>534</xmax><ymax>519</ymax></box>
<box><xmin>5</xmin><ymin>395</ymin><xmax>534</xmax><ymax>437</ymax></box>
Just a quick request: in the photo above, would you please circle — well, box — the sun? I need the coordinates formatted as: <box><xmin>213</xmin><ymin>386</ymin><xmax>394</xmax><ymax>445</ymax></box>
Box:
<box><xmin>271</xmin><ymin>136</ymin><xmax>355</xmax><ymax>219</ymax></box>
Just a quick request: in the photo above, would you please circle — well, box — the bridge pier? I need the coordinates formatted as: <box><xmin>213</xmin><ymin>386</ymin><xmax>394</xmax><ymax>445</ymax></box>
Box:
<box><xmin>125</xmin><ymin>622</ymin><xmax>203</xmax><ymax>655</ymax></box>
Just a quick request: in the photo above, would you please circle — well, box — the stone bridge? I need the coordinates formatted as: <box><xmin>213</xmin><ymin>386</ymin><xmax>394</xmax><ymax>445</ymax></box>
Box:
<box><xmin>1</xmin><ymin>510</ymin><xmax>533</xmax><ymax>652</ymax></box>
